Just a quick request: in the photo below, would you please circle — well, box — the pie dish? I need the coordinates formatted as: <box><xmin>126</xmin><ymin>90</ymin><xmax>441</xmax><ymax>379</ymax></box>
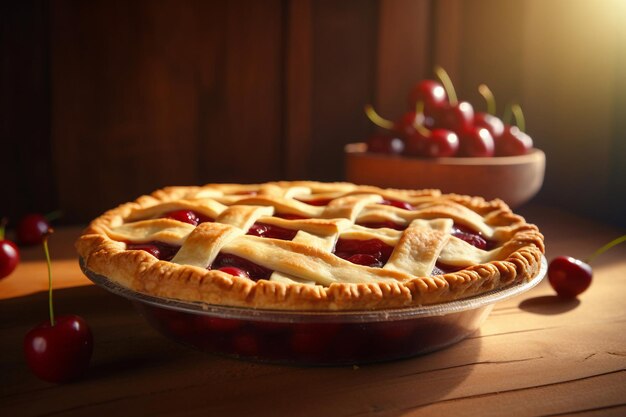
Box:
<box><xmin>76</xmin><ymin>181</ymin><xmax>544</xmax><ymax>311</ymax></box>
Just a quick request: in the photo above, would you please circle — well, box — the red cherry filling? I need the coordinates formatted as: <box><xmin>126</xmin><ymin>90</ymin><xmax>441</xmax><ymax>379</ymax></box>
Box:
<box><xmin>217</xmin><ymin>266</ymin><xmax>249</xmax><ymax>278</ymax></box>
<box><xmin>247</xmin><ymin>222</ymin><xmax>298</xmax><ymax>240</ymax></box>
<box><xmin>380</xmin><ymin>199</ymin><xmax>414</xmax><ymax>211</ymax></box>
<box><xmin>298</xmin><ymin>198</ymin><xmax>332</xmax><ymax>206</ymax></box>
<box><xmin>127</xmin><ymin>241</ymin><xmax>181</xmax><ymax>261</ymax></box>
<box><xmin>164</xmin><ymin>210</ymin><xmax>213</xmax><ymax>226</ymax></box>
<box><xmin>451</xmin><ymin>224</ymin><xmax>489</xmax><ymax>250</ymax></box>
<box><xmin>211</xmin><ymin>253</ymin><xmax>272</xmax><ymax>281</ymax></box>
<box><xmin>334</xmin><ymin>238</ymin><xmax>393</xmax><ymax>267</ymax></box>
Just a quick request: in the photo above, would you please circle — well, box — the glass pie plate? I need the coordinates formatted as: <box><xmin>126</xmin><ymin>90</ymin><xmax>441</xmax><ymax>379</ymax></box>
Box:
<box><xmin>80</xmin><ymin>256</ymin><xmax>546</xmax><ymax>365</ymax></box>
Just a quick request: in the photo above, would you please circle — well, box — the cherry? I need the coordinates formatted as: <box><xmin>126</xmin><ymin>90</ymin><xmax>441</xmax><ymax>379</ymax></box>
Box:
<box><xmin>365</xmin><ymin>132</ymin><xmax>405</xmax><ymax>155</ymax></box>
<box><xmin>217</xmin><ymin>266</ymin><xmax>249</xmax><ymax>278</ymax></box>
<box><xmin>451</xmin><ymin>224</ymin><xmax>488</xmax><ymax>250</ymax></box>
<box><xmin>165</xmin><ymin>210</ymin><xmax>212</xmax><ymax>225</ymax></box>
<box><xmin>127</xmin><ymin>241</ymin><xmax>180</xmax><ymax>261</ymax></box>
<box><xmin>474</xmin><ymin>84</ymin><xmax>505</xmax><ymax>139</ymax></box>
<box><xmin>433</xmin><ymin>66</ymin><xmax>474</xmax><ymax>132</ymax></box>
<box><xmin>403</xmin><ymin>101</ymin><xmax>459</xmax><ymax>158</ymax></box>
<box><xmin>474</xmin><ymin>113</ymin><xmax>505</xmax><ymax>139</ymax></box>
<box><xmin>211</xmin><ymin>253</ymin><xmax>272</xmax><ymax>281</ymax></box>
<box><xmin>23</xmin><ymin>230</ymin><xmax>93</xmax><ymax>383</ymax></box>
<box><xmin>380</xmin><ymin>199</ymin><xmax>414</xmax><ymax>211</ymax></box>
<box><xmin>334</xmin><ymin>238</ymin><xmax>393</xmax><ymax>266</ymax></box>
<box><xmin>165</xmin><ymin>209</ymin><xmax>199</xmax><ymax>225</ymax></box>
<box><xmin>408</xmin><ymin>79</ymin><xmax>447</xmax><ymax>119</ymax></box>
<box><xmin>548</xmin><ymin>256</ymin><xmax>593</xmax><ymax>298</ymax></box>
<box><xmin>298</xmin><ymin>198</ymin><xmax>332</xmax><ymax>206</ymax></box>
<box><xmin>363</xmin><ymin>106</ymin><xmax>426</xmax><ymax>148</ymax></box>
<box><xmin>16</xmin><ymin>213</ymin><xmax>52</xmax><ymax>246</ymax></box>
<box><xmin>407</xmin><ymin>129</ymin><xmax>459</xmax><ymax>158</ymax></box>
<box><xmin>548</xmin><ymin>235</ymin><xmax>626</xmax><ymax>298</ymax></box>
<box><xmin>496</xmin><ymin>104</ymin><xmax>533</xmax><ymax>156</ymax></box>
<box><xmin>247</xmin><ymin>222</ymin><xmax>298</xmax><ymax>241</ymax></box>
<box><xmin>438</xmin><ymin>101</ymin><xmax>474</xmax><ymax>132</ymax></box>
<box><xmin>458</xmin><ymin>127</ymin><xmax>495</xmax><ymax>157</ymax></box>
<box><xmin>289</xmin><ymin>322</ymin><xmax>341</xmax><ymax>358</ymax></box>
<box><xmin>496</xmin><ymin>125</ymin><xmax>533</xmax><ymax>156</ymax></box>
<box><xmin>24</xmin><ymin>315</ymin><xmax>93</xmax><ymax>383</ymax></box>
<box><xmin>0</xmin><ymin>218</ymin><xmax>20</xmax><ymax>279</ymax></box>
<box><xmin>346</xmin><ymin>253</ymin><xmax>382</xmax><ymax>267</ymax></box>
<box><xmin>393</xmin><ymin>111</ymin><xmax>426</xmax><ymax>137</ymax></box>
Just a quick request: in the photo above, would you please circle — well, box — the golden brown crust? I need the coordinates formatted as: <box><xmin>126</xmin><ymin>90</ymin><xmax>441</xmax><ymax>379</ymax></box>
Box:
<box><xmin>76</xmin><ymin>181</ymin><xmax>544</xmax><ymax>311</ymax></box>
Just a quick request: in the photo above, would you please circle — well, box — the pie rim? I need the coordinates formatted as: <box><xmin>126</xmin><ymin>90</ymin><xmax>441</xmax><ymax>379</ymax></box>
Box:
<box><xmin>75</xmin><ymin>181</ymin><xmax>545</xmax><ymax>311</ymax></box>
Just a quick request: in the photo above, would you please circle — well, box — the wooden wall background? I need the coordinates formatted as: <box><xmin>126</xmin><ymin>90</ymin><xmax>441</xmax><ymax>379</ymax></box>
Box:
<box><xmin>2</xmin><ymin>0</ymin><xmax>625</xmax><ymax>226</ymax></box>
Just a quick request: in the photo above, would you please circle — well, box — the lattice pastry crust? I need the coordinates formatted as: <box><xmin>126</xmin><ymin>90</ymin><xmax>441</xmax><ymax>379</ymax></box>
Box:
<box><xmin>76</xmin><ymin>181</ymin><xmax>544</xmax><ymax>310</ymax></box>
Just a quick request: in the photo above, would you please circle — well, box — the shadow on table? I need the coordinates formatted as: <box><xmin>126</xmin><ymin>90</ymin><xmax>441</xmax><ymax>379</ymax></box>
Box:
<box><xmin>1</xmin><ymin>286</ymin><xmax>481</xmax><ymax>416</ymax></box>
<box><xmin>518</xmin><ymin>295</ymin><xmax>580</xmax><ymax>315</ymax></box>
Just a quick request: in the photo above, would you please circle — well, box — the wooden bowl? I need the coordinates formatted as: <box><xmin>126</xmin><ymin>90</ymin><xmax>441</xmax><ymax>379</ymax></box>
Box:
<box><xmin>345</xmin><ymin>143</ymin><xmax>545</xmax><ymax>208</ymax></box>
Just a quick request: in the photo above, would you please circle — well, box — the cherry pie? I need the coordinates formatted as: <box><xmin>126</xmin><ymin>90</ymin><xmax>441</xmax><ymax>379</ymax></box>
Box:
<box><xmin>76</xmin><ymin>181</ymin><xmax>544</xmax><ymax>310</ymax></box>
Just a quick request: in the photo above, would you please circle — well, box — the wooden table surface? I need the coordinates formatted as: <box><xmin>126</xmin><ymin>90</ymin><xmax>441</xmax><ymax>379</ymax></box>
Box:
<box><xmin>1</xmin><ymin>205</ymin><xmax>625</xmax><ymax>416</ymax></box>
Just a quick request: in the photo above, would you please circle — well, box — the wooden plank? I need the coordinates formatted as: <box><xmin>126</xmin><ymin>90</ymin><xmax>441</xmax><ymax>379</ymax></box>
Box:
<box><xmin>376</xmin><ymin>0</ymin><xmax>431</xmax><ymax>118</ymax></box>
<box><xmin>309</xmin><ymin>0</ymin><xmax>378</xmax><ymax>182</ymax></box>
<box><xmin>1</xmin><ymin>206</ymin><xmax>625</xmax><ymax>416</ymax></box>
<box><xmin>0</xmin><ymin>0</ymin><xmax>55</xmax><ymax>221</ymax></box>
<box><xmin>284</xmin><ymin>0</ymin><xmax>313</xmax><ymax>180</ymax></box>
<box><xmin>50</xmin><ymin>0</ymin><xmax>284</xmax><ymax>222</ymax></box>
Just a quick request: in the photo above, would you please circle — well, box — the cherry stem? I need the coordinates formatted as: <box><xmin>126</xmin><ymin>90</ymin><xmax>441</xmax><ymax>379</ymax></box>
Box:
<box><xmin>434</xmin><ymin>66</ymin><xmax>457</xmax><ymax>105</ymax></box>
<box><xmin>42</xmin><ymin>229</ymin><xmax>55</xmax><ymax>326</ymax></box>
<box><xmin>364</xmin><ymin>105</ymin><xmax>394</xmax><ymax>130</ymax></box>
<box><xmin>511</xmin><ymin>104</ymin><xmax>526</xmax><ymax>132</ymax></box>
<box><xmin>414</xmin><ymin>101</ymin><xmax>430</xmax><ymax>137</ymax></box>
<box><xmin>478</xmin><ymin>84</ymin><xmax>496</xmax><ymax>115</ymax></box>
<box><xmin>585</xmin><ymin>234</ymin><xmax>626</xmax><ymax>264</ymax></box>
<box><xmin>0</xmin><ymin>217</ymin><xmax>6</xmax><ymax>240</ymax></box>
<box><xmin>502</xmin><ymin>104</ymin><xmax>512</xmax><ymax>125</ymax></box>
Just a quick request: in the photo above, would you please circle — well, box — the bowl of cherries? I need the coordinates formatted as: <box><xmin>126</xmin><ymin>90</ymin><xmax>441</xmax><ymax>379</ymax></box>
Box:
<box><xmin>345</xmin><ymin>67</ymin><xmax>545</xmax><ymax>208</ymax></box>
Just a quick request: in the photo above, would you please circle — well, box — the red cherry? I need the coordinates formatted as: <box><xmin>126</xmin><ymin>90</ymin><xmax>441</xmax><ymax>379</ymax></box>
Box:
<box><xmin>451</xmin><ymin>224</ymin><xmax>488</xmax><ymax>250</ymax></box>
<box><xmin>289</xmin><ymin>323</ymin><xmax>341</xmax><ymax>358</ymax></box>
<box><xmin>393</xmin><ymin>111</ymin><xmax>427</xmax><ymax>138</ymax></box>
<box><xmin>211</xmin><ymin>253</ymin><xmax>272</xmax><ymax>281</ymax></box>
<box><xmin>247</xmin><ymin>222</ymin><xmax>298</xmax><ymax>241</ymax></box>
<box><xmin>0</xmin><ymin>219</ymin><xmax>19</xmax><ymax>279</ymax></box>
<box><xmin>127</xmin><ymin>241</ymin><xmax>181</xmax><ymax>261</ymax></box>
<box><xmin>217</xmin><ymin>266</ymin><xmax>250</xmax><ymax>278</ymax></box>
<box><xmin>458</xmin><ymin>127</ymin><xmax>495</xmax><ymax>157</ymax></box>
<box><xmin>334</xmin><ymin>238</ymin><xmax>393</xmax><ymax>266</ymax></box>
<box><xmin>24</xmin><ymin>314</ymin><xmax>93</xmax><ymax>383</ymax></box>
<box><xmin>197</xmin><ymin>315</ymin><xmax>243</xmax><ymax>332</ymax></box>
<box><xmin>438</xmin><ymin>101</ymin><xmax>474</xmax><ymax>132</ymax></box>
<box><xmin>474</xmin><ymin>113</ymin><xmax>505</xmax><ymax>139</ymax></box>
<box><xmin>380</xmin><ymin>199</ymin><xmax>414</xmax><ymax>211</ymax></box>
<box><xmin>548</xmin><ymin>256</ymin><xmax>592</xmax><ymax>298</ymax></box>
<box><xmin>496</xmin><ymin>125</ymin><xmax>533</xmax><ymax>156</ymax></box>
<box><xmin>346</xmin><ymin>253</ymin><xmax>382</xmax><ymax>267</ymax></box>
<box><xmin>547</xmin><ymin>235</ymin><xmax>626</xmax><ymax>298</ymax></box>
<box><xmin>23</xmin><ymin>230</ymin><xmax>93</xmax><ymax>383</ymax></box>
<box><xmin>417</xmin><ymin>129</ymin><xmax>459</xmax><ymax>158</ymax></box>
<box><xmin>474</xmin><ymin>84</ymin><xmax>505</xmax><ymax>139</ymax></box>
<box><xmin>16</xmin><ymin>214</ymin><xmax>51</xmax><ymax>246</ymax></box>
<box><xmin>366</xmin><ymin>133</ymin><xmax>405</xmax><ymax>154</ymax></box>
<box><xmin>165</xmin><ymin>209</ymin><xmax>200</xmax><ymax>225</ymax></box>
<box><xmin>403</xmin><ymin>130</ymin><xmax>428</xmax><ymax>157</ymax></box>
<box><xmin>408</xmin><ymin>79</ymin><xmax>447</xmax><ymax>118</ymax></box>
<box><xmin>0</xmin><ymin>239</ymin><xmax>19</xmax><ymax>279</ymax></box>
